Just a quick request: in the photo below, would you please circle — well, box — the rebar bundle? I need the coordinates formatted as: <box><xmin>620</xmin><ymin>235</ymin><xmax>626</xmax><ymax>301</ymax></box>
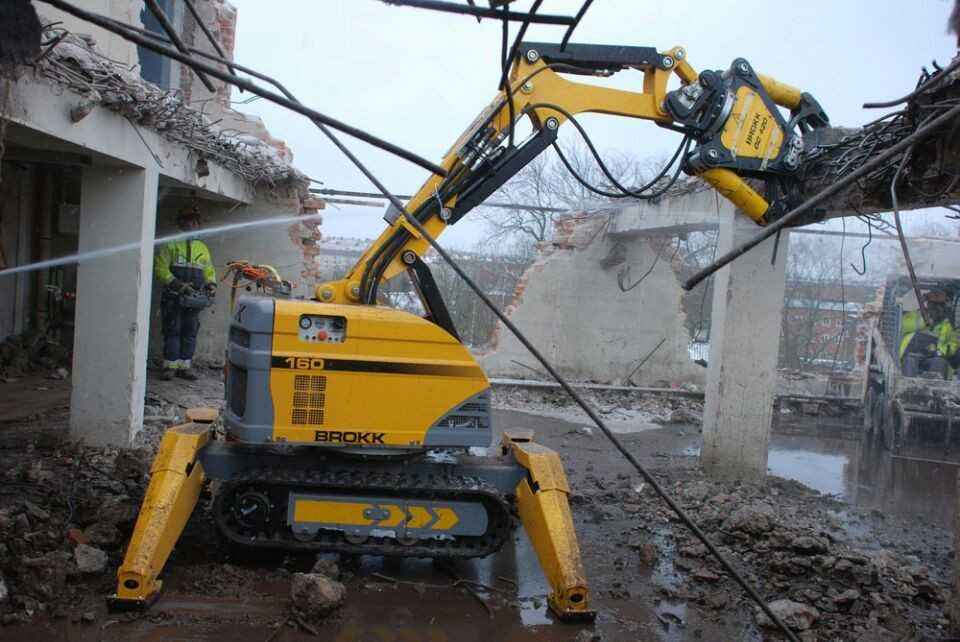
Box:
<box><xmin>31</xmin><ymin>23</ymin><xmax>303</xmax><ymax>189</ymax></box>
<box><xmin>799</xmin><ymin>63</ymin><xmax>960</xmax><ymax>214</ymax></box>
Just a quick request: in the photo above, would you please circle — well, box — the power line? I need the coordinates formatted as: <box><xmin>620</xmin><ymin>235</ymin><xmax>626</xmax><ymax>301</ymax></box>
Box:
<box><xmin>310</xmin><ymin>188</ymin><xmax>567</xmax><ymax>213</ymax></box>
<box><xmin>378</xmin><ymin>0</ymin><xmax>577</xmax><ymax>25</ymax></box>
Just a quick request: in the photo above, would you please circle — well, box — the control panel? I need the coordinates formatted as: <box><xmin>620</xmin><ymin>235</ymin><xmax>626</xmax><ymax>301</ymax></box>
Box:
<box><xmin>298</xmin><ymin>315</ymin><xmax>346</xmax><ymax>343</ymax></box>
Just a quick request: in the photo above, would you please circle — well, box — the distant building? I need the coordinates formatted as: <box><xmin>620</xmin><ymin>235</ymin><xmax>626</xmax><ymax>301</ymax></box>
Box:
<box><xmin>314</xmin><ymin>237</ymin><xmax>374</xmax><ymax>281</ymax></box>
<box><xmin>780</xmin><ymin>280</ymin><xmax>879</xmax><ymax>371</ymax></box>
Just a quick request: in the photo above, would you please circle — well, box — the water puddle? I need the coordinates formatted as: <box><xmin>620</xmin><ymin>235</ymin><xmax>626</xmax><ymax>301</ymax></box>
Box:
<box><xmin>685</xmin><ymin>427</ymin><xmax>958</xmax><ymax>527</ymax></box>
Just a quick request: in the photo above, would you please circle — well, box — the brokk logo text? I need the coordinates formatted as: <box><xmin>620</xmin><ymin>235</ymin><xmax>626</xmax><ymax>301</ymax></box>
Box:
<box><xmin>315</xmin><ymin>430</ymin><xmax>385</xmax><ymax>444</ymax></box>
<box><xmin>745</xmin><ymin>112</ymin><xmax>769</xmax><ymax>151</ymax></box>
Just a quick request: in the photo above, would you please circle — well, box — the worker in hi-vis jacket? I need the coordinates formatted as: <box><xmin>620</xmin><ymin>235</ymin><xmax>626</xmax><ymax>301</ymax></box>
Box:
<box><xmin>899</xmin><ymin>289</ymin><xmax>960</xmax><ymax>378</ymax></box>
<box><xmin>153</xmin><ymin>206</ymin><xmax>217</xmax><ymax>381</ymax></box>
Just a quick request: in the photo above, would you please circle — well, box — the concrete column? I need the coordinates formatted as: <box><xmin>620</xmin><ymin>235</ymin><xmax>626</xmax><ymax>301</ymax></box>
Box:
<box><xmin>70</xmin><ymin>166</ymin><xmax>159</xmax><ymax>447</ymax></box>
<box><xmin>701</xmin><ymin>212</ymin><xmax>789</xmax><ymax>479</ymax></box>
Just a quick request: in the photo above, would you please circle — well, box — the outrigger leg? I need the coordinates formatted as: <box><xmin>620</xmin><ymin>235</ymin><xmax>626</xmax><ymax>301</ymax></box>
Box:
<box><xmin>108</xmin><ymin>422</ymin><xmax>211</xmax><ymax>608</ymax></box>
<box><xmin>502</xmin><ymin>431</ymin><xmax>595</xmax><ymax>621</ymax></box>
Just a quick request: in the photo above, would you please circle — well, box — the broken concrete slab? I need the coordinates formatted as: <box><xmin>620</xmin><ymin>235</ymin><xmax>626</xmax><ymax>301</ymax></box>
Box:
<box><xmin>73</xmin><ymin>544</ymin><xmax>107</xmax><ymax>574</ymax></box>
<box><xmin>290</xmin><ymin>572</ymin><xmax>346</xmax><ymax>622</ymax></box>
<box><xmin>756</xmin><ymin>599</ymin><xmax>819</xmax><ymax>631</ymax></box>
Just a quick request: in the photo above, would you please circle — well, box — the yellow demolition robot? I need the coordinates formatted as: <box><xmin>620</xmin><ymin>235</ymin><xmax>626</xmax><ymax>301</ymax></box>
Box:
<box><xmin>112</xmin><ymin>41</ymin><xmax>828</xmax><ymax>620</ymax></box>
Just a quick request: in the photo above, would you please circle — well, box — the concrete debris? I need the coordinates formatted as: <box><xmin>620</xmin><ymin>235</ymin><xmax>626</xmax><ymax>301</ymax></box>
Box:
<box><xmin>722</xmin><ymin>502</ymin><xmax>775</xmax><ymax>535</ymax></box>
<box><xmin>290</xmin><ymin>572</ymin><xmax>346</xmax><ymax>622</ymax></box>
<box><xmin>94</xmin><ymin>495</ymin><xmax>140</xmax><ymax>530</ymax></box>
<box><xmin>34</xmin><ymin>22</ymin><xmax>305</xmax><ymax>189</ymax></box>
<box><xmin>112</xmin><ymin>449</ymin><xmax>148</xmax><ymax>482</ymax></box>
<box><xmin>573</xmin><ymin>630</ymin><xmax>603</xmax><ymax>642</ymax></box>
<box><xmin>310</xmin><ymin>557</ymin><xmax>341</xmax><ymax>580</ymax></box>
<box><xmin>82</xmin><ymin>523</ymin><xmax>121</xmax><ymax>548</ymax></box>
<box><xmin>73</xmin><ymin>544</ymin><xmax>107</xmax><ymax>575</ymax></box>
<box><xmin>48</xmin><ymin>368</ymin><xmax>69</xmax><ymax>381</ymax></box>
<box><xmin>0</xmin><ymin>330</ymin><xmax>70</xmax><ymax>378</ymax></box>
<box><xmin>791</xmin><ymin>535</ymin><xmax>829</xmax><ymax>555</ymax></box>
<box><xmin>0</xmin><ymin>439</ymin><xmax>151</xmax><ymax>622</ymax></box>
<box><xmin>756</xmin><ymin>599</ymin><xmax>820</xmax><ymax>631</ymax></box>
<box><xmin>493</xmin><ymin>385</ymin><xmax>704</xmax><ymax>432</ymax></box>
<box><xmin>22</xmin><ymin>501</ymin><xmax>49</xmax><ymax>522</ymax></box>
<box><xmin>591</xmin><ymin>464</ymin><xmax>952</xmax><ymax>640</ymax></box>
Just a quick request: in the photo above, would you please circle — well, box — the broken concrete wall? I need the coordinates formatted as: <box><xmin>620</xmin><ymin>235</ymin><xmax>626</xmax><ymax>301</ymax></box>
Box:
<box><xmin>480</xmin><ymin>214</ymin><xmax>705</xmax><ymax>387</ymax></box>
<box><xmin>176</xmin><ymin>0</ymin><xmax>294</xmax><ymax>164</ymax></box>
<box><xmin>147</xmin><ymin>189</ymin><xmax>316</xmax><ymax>367</ymax></box>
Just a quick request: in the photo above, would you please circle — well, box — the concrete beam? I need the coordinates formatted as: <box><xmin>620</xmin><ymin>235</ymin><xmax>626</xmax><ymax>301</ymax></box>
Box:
<box><xmin>606</xmin><ymin>188</ymin><xmax>723</xmax><ymax>238</ymax></box>
<box><xmin>701</xmin><ymin>212</ymin><xmax>790</xmax><ymax>479</ymax></box>
<box><xmin>70</xmin><ymin>166</ymin><xmax>159</xmax><ymax>447</ymax></box>
<box><xmin>6</xmin><ymin>75</ymin><xmax>252</xmax><ymax>205</ymax></box>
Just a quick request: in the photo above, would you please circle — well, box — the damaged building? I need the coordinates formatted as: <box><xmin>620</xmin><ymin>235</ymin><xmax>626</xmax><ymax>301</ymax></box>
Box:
<box><xmin>3</xmin><ymin>2</ymin><xmax>960</xmax><ymax>641</ymax></box>
<box><xmin>0</xmin><ymin>0</ymin><xmax>323</xmax><ymax>447</ymax></box>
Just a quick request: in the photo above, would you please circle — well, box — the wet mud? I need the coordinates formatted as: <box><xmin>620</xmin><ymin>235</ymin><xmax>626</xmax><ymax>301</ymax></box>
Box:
<box><xmin>0</xmin><ymin>395</ymin><xmax>956</xmax><ymax>641</ymax></box>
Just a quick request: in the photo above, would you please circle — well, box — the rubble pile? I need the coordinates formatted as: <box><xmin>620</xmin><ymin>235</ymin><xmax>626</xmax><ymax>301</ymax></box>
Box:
<box><xmin>493</xmin><ymin>385</ymin><xmax>704</xmax><ymax>428</ymax></box>
<box><xmin>0</xmin><ymin>329</ymin><xmax>70</xmax><ymax>379</ymax></box>
<box><xmin>575</xmin><ymin>468</ymin><xmax>951</xmax><ymax>640</ymax></box>
<box><xmin>0</xmin><ymin>443</ymin><xmax>145</xmax><ymax>625</ymax></box>
<box><xmin>32</xmin><ymin>23</ymin><xmax>305</xmax><ymax>189</ymax></box>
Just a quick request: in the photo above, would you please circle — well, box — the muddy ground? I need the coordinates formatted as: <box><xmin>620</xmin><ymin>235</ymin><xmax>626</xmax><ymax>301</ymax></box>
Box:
<box><xmin>0</xmin><ymin>374</ymin><xmax>956</xmax><ymax>641</ymax></box>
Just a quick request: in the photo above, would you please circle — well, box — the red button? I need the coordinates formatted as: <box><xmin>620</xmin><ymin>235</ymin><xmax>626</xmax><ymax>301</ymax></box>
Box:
<box><xmin>317</xmin><ymin>330</ymin><xmax>328</xmax><ymax>340</ymax></box>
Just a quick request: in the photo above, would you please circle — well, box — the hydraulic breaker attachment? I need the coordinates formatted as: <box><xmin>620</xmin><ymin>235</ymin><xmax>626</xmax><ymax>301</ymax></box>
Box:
<box><xmin>109</xmin><ymin>422</ymin><xmax>211</xmax><ymax>608</ymax></box>
<box><xmin>503</xmin><ymin>431</ymin><xmax>595</xmax><ymax>621</ymax></box>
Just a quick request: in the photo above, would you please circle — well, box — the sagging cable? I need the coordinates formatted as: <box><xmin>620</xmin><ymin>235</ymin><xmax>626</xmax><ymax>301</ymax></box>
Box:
<box><xmin>378</xmin><ymin>0</ymin><xmax>576</xmax><ymax>25</ymax></box>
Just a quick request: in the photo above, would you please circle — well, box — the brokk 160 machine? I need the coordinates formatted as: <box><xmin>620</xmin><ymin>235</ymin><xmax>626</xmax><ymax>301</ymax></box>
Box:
<box><xmin>112</xmin><ymin>41</ymin><xmax>828</xmax><ymax>620</ymax></box>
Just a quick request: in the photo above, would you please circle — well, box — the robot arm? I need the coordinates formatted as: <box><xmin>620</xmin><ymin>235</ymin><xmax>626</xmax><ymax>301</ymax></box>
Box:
<box><xmin>315</xmin><ymin>41</ymin><xmax>828</xmax><ymax>308</ymax></box>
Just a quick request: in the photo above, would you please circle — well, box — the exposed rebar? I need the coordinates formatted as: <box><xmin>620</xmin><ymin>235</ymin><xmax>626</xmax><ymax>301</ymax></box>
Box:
<box><xmin>682</xmin><ymin>100</ymin><xmax>960</xmax><ymax>291</ymax></box>
<box><xmin>35</xmin><ymin>0</ymin><xmax>448</xmax><ymax>178</ymax></box>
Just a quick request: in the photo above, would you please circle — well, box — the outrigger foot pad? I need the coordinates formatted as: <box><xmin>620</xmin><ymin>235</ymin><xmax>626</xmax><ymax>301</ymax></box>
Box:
<box><xmin>106</xmin><ymin>589</ymin><xmax>161</xmax><ymax>612</ymax></box>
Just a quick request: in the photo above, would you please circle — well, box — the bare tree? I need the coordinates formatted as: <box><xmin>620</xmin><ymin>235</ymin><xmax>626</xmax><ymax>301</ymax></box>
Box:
<box><xmin>429</xmin><ymin>240</ymin><xmax>533</xmax><ymax>348</ymax></box>
<box><xmin>779</xmin><ymin>235</ymin><xmax>853</xmax><ymax>370</ymax></box>
<box><xmin>482</xmin><ymin>139</ymin><xmax>663</xmax><ymax>249</ymax></box>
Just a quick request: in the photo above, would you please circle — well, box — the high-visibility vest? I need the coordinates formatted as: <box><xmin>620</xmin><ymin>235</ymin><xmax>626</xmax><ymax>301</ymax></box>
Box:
<box><xmin>899</xmin><ymin>310</ymin><xmax>958</xmax><ymax>359</ymax></box>
<box><xmin>154</xmin><ymin>239</ymin><xmax>216</xmax><ymax>288</ymax></box>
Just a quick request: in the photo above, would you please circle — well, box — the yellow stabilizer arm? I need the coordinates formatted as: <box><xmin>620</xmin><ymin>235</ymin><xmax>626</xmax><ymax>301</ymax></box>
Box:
<box><xmin>503</xmin><ymin>431</ymin><xmax>594</xmax><ymax>621</ymax></box>
<box><xmin>111</xmin><ymin>423</ymin><xmax>210</xmax><ymax>606</ymax></box>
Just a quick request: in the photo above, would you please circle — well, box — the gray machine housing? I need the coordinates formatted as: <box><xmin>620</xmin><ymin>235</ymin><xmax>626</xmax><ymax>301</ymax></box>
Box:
<box><xmin>224</xmin><ymin>295</ymin><xmax>493</xmax><ymax>449</ymax></box>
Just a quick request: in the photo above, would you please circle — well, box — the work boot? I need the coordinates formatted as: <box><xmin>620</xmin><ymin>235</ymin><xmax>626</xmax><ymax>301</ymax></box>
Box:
<box><xmin>177</xmin><ymin>367</ymin><xmax>199</xmax><ymax>381</ymax></box>
<box><xmin>161</xmin><ymin>368</ymin><xmax>176</xmax><ymax>381</ymax></box>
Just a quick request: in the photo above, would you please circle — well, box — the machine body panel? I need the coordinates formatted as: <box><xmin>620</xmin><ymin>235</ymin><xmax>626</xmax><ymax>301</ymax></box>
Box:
<box><xmin>225</xmin><ymin>296</ymin><xmax>491</xmax><ymax>448</ymax></box>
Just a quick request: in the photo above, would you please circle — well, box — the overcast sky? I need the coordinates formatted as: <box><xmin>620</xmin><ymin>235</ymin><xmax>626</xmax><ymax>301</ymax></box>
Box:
<box><xmin>229</xmin><ymin>0</ymin><xmax>958</xmax><ymax>248</ymax></box>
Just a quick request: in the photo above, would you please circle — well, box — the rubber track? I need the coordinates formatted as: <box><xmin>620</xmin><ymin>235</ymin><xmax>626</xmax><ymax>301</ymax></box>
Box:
<box><xmin>213</xmin><ymin>465</ymin><xmax>514</xmax><ymax>559</ymax></box>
